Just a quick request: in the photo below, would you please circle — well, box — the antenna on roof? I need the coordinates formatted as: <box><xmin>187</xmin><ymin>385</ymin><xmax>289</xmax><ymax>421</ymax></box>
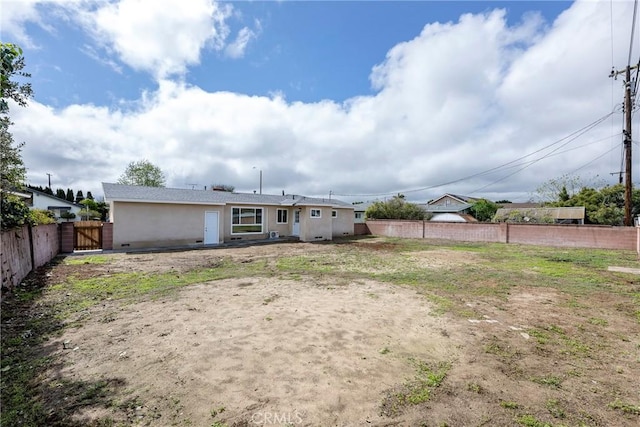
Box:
<box><xmin>185</xmin><ymin>183</ymin><xmax>198</xmax><ymax>190</ymax></box>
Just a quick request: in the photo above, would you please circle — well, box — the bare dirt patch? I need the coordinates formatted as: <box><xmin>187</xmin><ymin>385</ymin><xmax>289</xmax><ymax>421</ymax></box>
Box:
<box><xmin>52</xmin><ymin>277</ymin><xmax>456</xmax><ymax>425</ymax></box>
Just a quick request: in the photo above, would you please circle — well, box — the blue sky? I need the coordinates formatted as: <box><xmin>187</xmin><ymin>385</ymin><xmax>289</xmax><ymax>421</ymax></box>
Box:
<box><xmin>2</xmin><ymin>0</ymin><xmax>638</xmax><ymax>202</ymax></box>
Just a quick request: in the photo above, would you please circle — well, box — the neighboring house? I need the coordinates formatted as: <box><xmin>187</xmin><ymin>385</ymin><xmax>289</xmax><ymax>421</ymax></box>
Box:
<box><xmin>420</xmin><ymin>194</ymin><xmax>480</xmax><ymax>223</ymax></box>
<box><xmin>494</xmin><ymin>206</ymin><xmax>586</xmax><ymax>224</ymax></box>
<box><xmin>25</xmin><ymin>189</ymin><xmax>83</xmax><ymax>222</ymax></box>
<box><xmin>353</xmin><ymin>202</ymin><xmax>375</xmax><ymax>223</ymax></box>
<box><xmin>102</xmin><ymin>183</ymin><xmax>355</xmax><ymax>249</ymax></box>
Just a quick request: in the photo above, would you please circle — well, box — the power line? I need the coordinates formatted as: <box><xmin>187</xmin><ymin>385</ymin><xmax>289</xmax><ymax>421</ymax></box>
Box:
<box><xmin>334</xmin><ymin>112</ymin><xmax>614</xmax><ymax>198</ymax></box>
<box><xmin>628</xmin><ymin>0</ymin><xmax>638</xmax><ymax>66</ymax></box>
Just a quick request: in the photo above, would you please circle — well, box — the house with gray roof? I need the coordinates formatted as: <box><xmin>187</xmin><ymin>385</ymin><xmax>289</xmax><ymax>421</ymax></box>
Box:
<box><xmin>419</xmin><ymin>193</ymin><xmax>480</xmax><ymax>222</ymax></box>
<box><xmin>102</xmin><ymin>183</ymin><xmax>354</xmax><ymax>249</ymax></box>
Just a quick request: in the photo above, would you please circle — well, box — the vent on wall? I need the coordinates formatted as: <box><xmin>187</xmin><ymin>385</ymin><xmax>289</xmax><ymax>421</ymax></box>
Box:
<box><xmin>269</xmin><ymin>231</ymin><xmax>279</xmax><ymax>239</ymax></box>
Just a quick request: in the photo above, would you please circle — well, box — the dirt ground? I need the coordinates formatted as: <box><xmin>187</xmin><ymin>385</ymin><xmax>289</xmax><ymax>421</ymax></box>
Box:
<box><xmin>5</xmin><ymin>239</ymin><xmax>640</xmax><ymax>426</ymax></box>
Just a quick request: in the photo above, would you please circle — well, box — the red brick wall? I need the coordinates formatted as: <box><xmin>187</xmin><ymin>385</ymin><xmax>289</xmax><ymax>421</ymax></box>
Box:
<box><xmin>508</xmin><ymin>223</ymin><xmax>636</xmax><ymax>250</ymax></box>
<box><xmin>102</xmin><ymin>222</ymin><xmax>113</xmax><ymax>250</ymax></box>
<box><xmin>366</xmin><ymin>220</ymin><xmax>637</xmax><ymax>251</ymax></box>
<box><xmin>60</xmin><ymin>222</ymin><xmax>75</xmax><ymax>253</ymax></box>
<box><xmin>354</xmin><ymin>223</ymin><xmax>370</xmax><ymax>235</ymax></box>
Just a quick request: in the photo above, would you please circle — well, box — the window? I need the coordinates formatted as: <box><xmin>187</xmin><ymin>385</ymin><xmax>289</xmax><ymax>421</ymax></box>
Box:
<box><xmin>355</xmin><ymin>212</ymin><xmax>363</xmax><ymax>219</ymax></box>
<box><xmin>332</xmin><ymin>210</ymin><xmax>337</xmax><ymax>218</ymax></box>
<box><xmin>277</xmin><ymin>209</ymin><xmax>288</xmax><ymax>224</ymax></box>
<box><xmin>310</xmin><ymin>209</ymin><xmax>321</xmax><ymax>218</ymax></box>
<box><xmin>232</xmin><ymin>207</ymin><xmax>263</xmax><ymax>233</ymax></box>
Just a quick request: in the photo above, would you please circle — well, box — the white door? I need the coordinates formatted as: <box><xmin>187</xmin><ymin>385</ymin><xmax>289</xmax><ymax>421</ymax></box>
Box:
<box><xmin>292</xmin><ymin>210</ymin><xmax>300</xmax><ymax>236</ymax></box>
<box><xmin>204</xmin><ymin>211</ymin><xmax>219</xmax><ymax>245</ymax></box>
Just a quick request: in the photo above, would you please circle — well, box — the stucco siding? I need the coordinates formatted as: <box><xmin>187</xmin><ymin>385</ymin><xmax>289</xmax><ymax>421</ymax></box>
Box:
<box><xmin>113</xmin><ymin>202</ymin><xmax>223</xmax><ymax>248</ymax></box>
<box><xmin>299</xmin><ymin>207</ymin><xmax>333</xmax><ymax>241</ymax></box>
<box><xmin>332</xmin><ymin>208</ymin><xmax>354</xmax><ymax>237</ymax></box>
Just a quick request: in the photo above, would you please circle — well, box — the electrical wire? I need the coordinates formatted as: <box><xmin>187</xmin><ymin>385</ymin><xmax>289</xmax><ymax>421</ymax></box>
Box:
<box><xmin>628</xmin><ymin>0</ymin><xmax>638</xmax><ymax>67</ymax></box>
<box><xmin>333</xmin><ymin>112</ymin><xmax>615</xmax><ymax>198</ymax></box>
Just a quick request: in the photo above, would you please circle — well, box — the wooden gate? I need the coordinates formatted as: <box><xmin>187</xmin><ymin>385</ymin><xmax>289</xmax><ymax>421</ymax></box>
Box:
<box><xmin>74</xmin><ymin>221</ymin><xmax>103</xmax><ymax>250</ymax></box>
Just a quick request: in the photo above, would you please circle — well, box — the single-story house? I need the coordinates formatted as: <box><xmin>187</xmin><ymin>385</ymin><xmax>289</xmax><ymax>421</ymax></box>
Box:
<box><xmin>26</xmin><ymin>189</ymin><xmax>83</xmax><ymax>222</ymax></box>
<box><xmin>420</xmin><ymin>194</ymin><xmax>480</xmax><ymax>222</ymax></box>
<box><xmin>102</xmin><ymin>183</ymin><xmax>355</xmax><ymax>249</ymax></box>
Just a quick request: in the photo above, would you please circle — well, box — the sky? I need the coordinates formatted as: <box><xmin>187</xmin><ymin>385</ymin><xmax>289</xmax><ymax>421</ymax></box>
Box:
<box><xmin>2</xmin><ymin>0</ymin><xmax>639</xmax><ymax>203</ymax></box>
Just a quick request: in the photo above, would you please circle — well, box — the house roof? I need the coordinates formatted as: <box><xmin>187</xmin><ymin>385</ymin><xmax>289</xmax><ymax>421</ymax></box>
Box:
<box><xmin>420</xmin><ymin>203</ymin><xmax>473</xmax><ymax>213</ymax></box>
<box><xmin>102</xmin><ymin>183</ymin><xmax>353</xmax><ymax>209</ymax></box>
<box><xmin>428</xmin><ymin>193</ymin><xmax>479</xmax><ymax>205</ymax></box>
<box><xmin>27</xmin><ymin>189</ymin><xmax>83</xmax><ymax>208</ymax></box>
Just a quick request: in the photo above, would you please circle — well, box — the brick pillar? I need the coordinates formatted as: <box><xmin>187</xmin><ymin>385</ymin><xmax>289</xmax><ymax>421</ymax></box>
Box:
<box><xmin>102</xmin><ymin>222</ymin><xmax>113</xmax><ymax>250</ymax></box>
<box><xmin>60</xmin><ymin>222</ymin><xmax>74</xmax><ymax>253</ymax></box>
<box><xmin>499</xmin><ymin>222</ymin><xmax>509</xmax><ymax>244</ymax></box>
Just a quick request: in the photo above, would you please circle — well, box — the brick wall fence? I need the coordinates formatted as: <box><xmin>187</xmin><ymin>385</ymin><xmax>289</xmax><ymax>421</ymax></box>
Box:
<box><xmin>366</xmin><ymin>220</ymin><xmax>638</xmax><ymax>251</ymax></box>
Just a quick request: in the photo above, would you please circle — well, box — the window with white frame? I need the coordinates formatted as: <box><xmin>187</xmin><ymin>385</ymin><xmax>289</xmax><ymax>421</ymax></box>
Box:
<box><xmin>231</xmin><ymin>207</ymin><xmax>263</xmax><ymax>233</ymax></box>
<box><xmin>277</xmin><ymin>209</ymin><xmax>288</xmax><ymax>224</ymax></box>
<box><xmin>332</xmin><ymin>210</ymin><xmax>337</xmax><ymax>218</ymax></box>
<box><xmin>310</xmin><ymin>209</ymin><xmax>321</xmax><ymax>218</ymax></box>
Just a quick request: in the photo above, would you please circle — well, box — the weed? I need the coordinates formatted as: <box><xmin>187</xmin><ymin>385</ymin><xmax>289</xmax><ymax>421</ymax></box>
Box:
<box><xmin>608</xmin><ymin>399</ymin><xmax>640</xmax><ymax>415</ymax></box>
<box><xmin>588</xmin><ymin>317</ymin><xmax>608</xmax><ymax>326</ymax></box>
<box><xmin>500</xmin><ymin>401</ymin><xmax>520</xmax><ymax>409</ymax></box>
<box><xmin>379</xmin><ymin>347</ymin><xmax>391</xmax><ymax>355</ymax></box>
<box><xmin>546</xmin><ymin>399</ymin><xmax>566</xmax><ymax>419</ymax></box>
<box><xmin>467</xmin><ymin>382</ymin><xmax>482</xmax><ymax>393</ymax></box>
<box><xmin>515</xmin><ymin>414</ymin><xmax>553</xmax><ymax>427</ymax></box>
<box><xmin>531</xmin><ymin>375</ymin><xmax>563</xmax><ymax>389</ymax></box>
<box><xmin>380</xmin><ymin>359</ymin><xmax>450</xmax><ymax>416</ymax></box>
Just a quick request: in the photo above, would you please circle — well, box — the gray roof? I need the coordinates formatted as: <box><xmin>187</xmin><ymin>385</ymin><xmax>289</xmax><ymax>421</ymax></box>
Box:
<box><xmin>419</xmin><ymin>203</ymin><xmax>472</xmax><ymax>213</ymax></box>
<box><xmin>102</xmin><ymin>183</ymin><xmax>353</xmax><ymax>209</ymax></box>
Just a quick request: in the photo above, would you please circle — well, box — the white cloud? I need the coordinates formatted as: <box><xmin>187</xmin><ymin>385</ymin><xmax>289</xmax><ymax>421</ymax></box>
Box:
<box><xmin>225</xmin><ymin>26</ymin><xmax>257</xmax><ymax>59</ymax></box>
<box><xmin>76</xmin><ymin>0</ymin><xmax>232</xmax><ymax>78</ymax></box>
<box><xmin>0</xmin><ymin>0</ymin><xmax>52</xmax><ymax>48</ymax></box>
<box><xmin>13</xmin><ymin>0</ymin><xmax>640</xmax><ymax>203</ymax></box>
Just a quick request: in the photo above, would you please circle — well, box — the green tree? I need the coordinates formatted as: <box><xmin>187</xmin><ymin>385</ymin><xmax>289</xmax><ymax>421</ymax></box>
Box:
<box><xmin>86</xmin><ymin>191</ymin><xmax>94</xmax><ymax>200</ymax></box>
<box><xmin>550</xmin><ymin>183</ymin><xmax>638</xmax><ymax>225</ymax></box>
<box><xmin>469</xmin><ymin>199</ymin><xmax>499</xmax><ymax>222</ymax></box>
<box><xmin>535</xmin><ymin>174</ymin><xmax>584</xmax><ymax>203</ymax></box>
<box><xmin>75</xmin><ymin>189</ymin><xmax>84</xmax><ymax>203</ymax></box>
<box><xmin>66</xmin><ymin>188</ymin><xmax>74</xmax><ymax>202</ymax></box>
<box><xmin>1</xmin><ymin>43</ymin><xmax>33</xmax><ymax>229</ymax></box>
<box><xmin>365</xmin><ymin>196</ymin><xmax>428</xmax><ymax>220</ymax></box>
<box><xmin>118</xmin><ymin>159</ymin><xmax>166</xmax><ymax>187</ymax></box>
<box><xmin>55</xmin><ymin>188</ymin><xmax>66</xmax><ymax>199</ymax></box>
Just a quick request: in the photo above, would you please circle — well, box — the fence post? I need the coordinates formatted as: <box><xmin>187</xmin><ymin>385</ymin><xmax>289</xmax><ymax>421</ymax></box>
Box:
<box><xmin>60</xmin><ymin>222</ymin><xmax>74</xmax><ymax>253</ymax></box>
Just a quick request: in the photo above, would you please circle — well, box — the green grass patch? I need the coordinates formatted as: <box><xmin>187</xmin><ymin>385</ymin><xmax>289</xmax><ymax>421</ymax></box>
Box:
<box><xmin>380</xmin><ymin>359</ymin><xmax>450</xmax><ymax>416</ymax></box>
<box><xmin>531</xmin><ymin>375</ymin><xmax>563</xmax><ymax>389</ymax></box>
<box><xmin>64</xmin><ymin>255</ymin><xmax>110</xmax><ymax>265</ymax></box>
<box><xmin>515</xmin><ymin>414</ymin><xmax>553</xmax><ymax>427</ymax></box>
<box><xmin>608</xmin><ymin>399</ymin><xmax>640</xmax><ymax>415</ymax></box>
<box><xmin>51</xmin><ymin>258</ymin><xmax>271</xmax><ymax>315</ymax></box>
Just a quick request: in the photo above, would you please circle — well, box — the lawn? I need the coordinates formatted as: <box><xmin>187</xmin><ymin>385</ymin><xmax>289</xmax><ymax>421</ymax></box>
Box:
<box><xmin>1</xmin><ymin>237</ymin><xmax>639</xmax><ymax>426</ymax></box>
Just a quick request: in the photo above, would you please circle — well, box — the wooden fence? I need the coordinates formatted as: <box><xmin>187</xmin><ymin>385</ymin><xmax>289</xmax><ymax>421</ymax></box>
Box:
<box><xmin>1</xmin><ymin>224</ymin><xmax>59</xmax><ymax>292</ymax></box>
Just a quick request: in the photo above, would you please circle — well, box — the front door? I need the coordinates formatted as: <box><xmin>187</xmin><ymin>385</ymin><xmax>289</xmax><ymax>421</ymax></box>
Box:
<box><xmin>204</xmin><ymin>211</ymin><xmax>219</xmax><ymax>245</ymax></box>
<box><xmin>292</xmin><ymin>210</ymin><xmax>300</xmax><ymax>236</ymax></box>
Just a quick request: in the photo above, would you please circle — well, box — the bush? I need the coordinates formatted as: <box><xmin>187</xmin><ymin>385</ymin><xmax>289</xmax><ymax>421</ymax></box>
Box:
<box><xmin>28</xmin><ymin>209</ymin><xmax>56</xmax><ymax>225</ymax></box>
<box><xmin>60</xmin><ymin>211</ymin><xmax>76</xmax><ymax>221</ymax></box>
<box><xmin>366</xmin><ymin>196</ymin><xmax>428</xmax><ymax>220</ymax></box>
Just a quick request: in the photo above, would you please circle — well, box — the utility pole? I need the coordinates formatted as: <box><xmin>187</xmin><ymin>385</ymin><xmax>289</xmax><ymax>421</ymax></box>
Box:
<box><xmin>46</xmin><ymin>173</ymin><xmax>52</xmax><ymax>189</ymax></box>
<box><xmin>610</xmin><ymin>63</ymin><xmax>638</xmax><ymax>226</ymax></box>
